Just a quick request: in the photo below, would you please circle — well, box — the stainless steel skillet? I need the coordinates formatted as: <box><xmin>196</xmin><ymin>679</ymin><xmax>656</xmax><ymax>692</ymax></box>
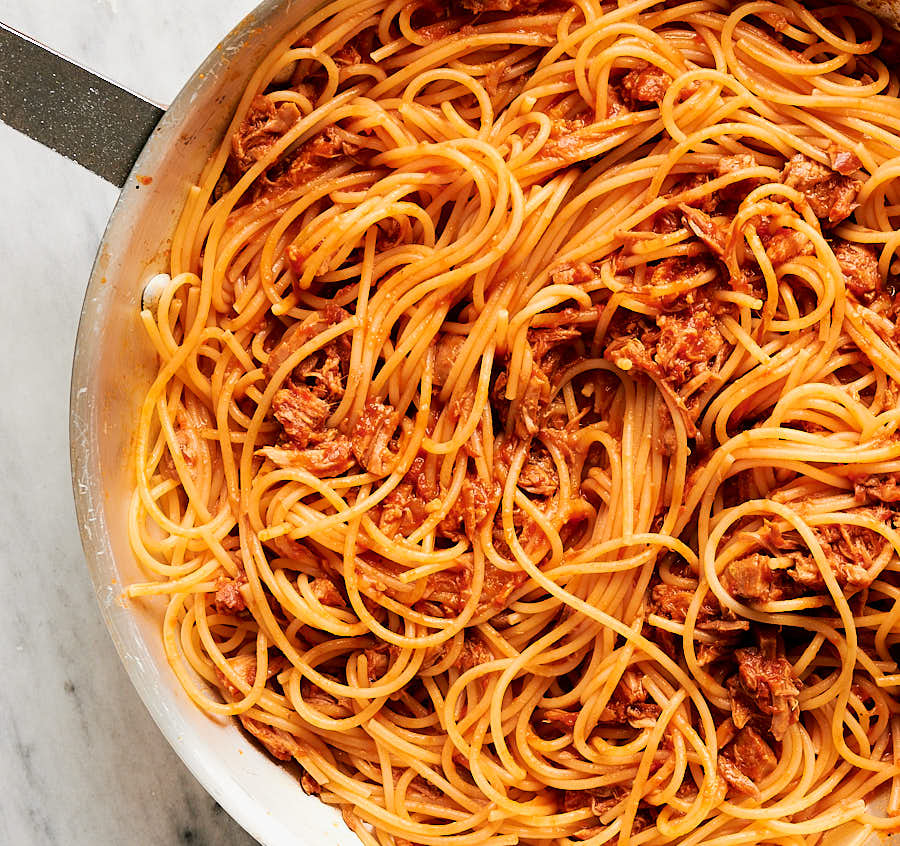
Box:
<box><xmin>1</xmin><ymin>0</ymin><xmax>899</xmax><ymax>843</ymax></box>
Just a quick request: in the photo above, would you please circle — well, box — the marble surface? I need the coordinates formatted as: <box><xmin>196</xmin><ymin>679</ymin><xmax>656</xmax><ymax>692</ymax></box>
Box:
<box><xmin>0</xmin><ymin>2</ymin><xmax>263</xmax><ymax>843</ymax></box>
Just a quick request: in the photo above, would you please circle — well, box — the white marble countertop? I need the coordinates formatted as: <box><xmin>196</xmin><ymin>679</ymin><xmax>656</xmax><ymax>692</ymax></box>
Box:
<box><xmin>0</xmin><ymin>2</ymin><xmax>263</xmax><ymax>843</ymax></box>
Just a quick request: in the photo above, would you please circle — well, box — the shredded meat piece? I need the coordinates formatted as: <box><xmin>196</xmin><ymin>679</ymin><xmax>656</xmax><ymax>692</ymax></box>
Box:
<box><xmin>494</xmin><ymin>430</ymin><xmax>586</xmax><ymax>503</ymax></box>
<box><xmin>539</xmin><ymin>708</ymin><xmax>578</xmax><ymax>728</ymax></box>
<box><xmin>644</xmin><ymin>256</ymin><xmax>719</xmax><ymax>298</ymax></box>
<box><xmin>272</xmin><ymin>384</ymin><xmax>330</xmax><ymax>448</ymax></box>
<box><xmin>241</xmin><ymin>715</ymin><xmax>305</xmax><ymax>761</ymax></box>
<box><xmin>333</xmin><ymin>30</ymin><xmax>375</xmax><ymax>68</ymax></box>
<box><xmin>263</xmin><ymin>305</ymin><xmax>351</xmax><ymax>396</ymax></box>
<box><xmin>728</xmin><ymin>647</ymin><xmax>800</xmax><ymax>741</ymax></box>
<box><xmin>541</xmin><ymin>674</ymin><xmax>661</xmax><ymax>732</ymax></box>
<box><xmin>374</xmin><ymin>457</ymin><xmax>434</xmax><ymax>537</ymax></box>
<box><xmin>294</xmin><ymin>343</ymin><xmax>349</xmax><ymax>402</ymax></box>
<box><xmin>717</xmin><ymin>153</ymin><xmax>757</xmax><ymax>178</ymax></box>
<box><xmin>257</xmin><ymin>435</ymin><xmax>355</xmax><ymax>476</ymax></box>
<box><xmin>354</xmin><ymin>555</ymin><xmax>417</xmax><ymax>608</ymax></box>
<box><xmin>653</xmin><ymin>207</ymin><xmax>682</xmax><ymax>234</ymax></box>
<box><xmin>716</xmin><ymin>153</ymin><xmax>765</xmax><ymax>201</ymax></box>
<box><xmin>605</xmin><ymin>291</ymin><xmax>726</xmax><ymax>416</ymax></box>
<box><xmin>479</xmin><ymin>562</ymin><xmax>528</xmax><ymax>614</ymax></box>
<box><xmin>517</xmin><ymin>443</ymin><xmax>558</xmax><ymax>496</ymax></box>
<box><xmin>255</xmin><ymin>125</ymin><xmax>361</xmax><ymax>198</ymax></box>
<box><xmin>764</xmin><ymin>228</ymin><xmax>813</xmax><ymax>265</ymax></box>
<box><xmin>215</xmin><ymin>575</ymin><xmax>248</xmax><ymax>614</ymax></box>
<box><xmin>729</xmin><ymin>511</ymin><xmax>890</xmax><ymax>596</ymax></box>
<box><xmin>679</xmin><ymin>204</ymin><xmax>727</xmax><ymax>256</ymax></box>
<box><xmin>625</xmin><ymin>703</ymin><xmax>662</xmax><ymax>728</ymax></box>
<box><xmin>373</xmin><ymin>453</ymin><xmax>499</xmax><ymax>542</ymax></box>
<box><xmin>513</xmin><ymin>376</ymin><xmax>549</xmax><ymax>437</ymax></box>
<box><xmin>720</xmin><ymin>553</ymin><xmax>796</xmax><ymax>603</ymax></box>
<box><xmin>757</xmin><ymin>520</ymin><xmax>794</xmax><ymax>554</ymax></box>
<box><xmin>697</xmin><ymin>642</ymin><xmax>731</xmax><ymax>666</ymax></box>
<box><xmin>499</xmin><ymin>326</ymin><xmax>580</xmax><ymax>437</ymax></box>
<box><xmin>230</xmin><ymin>95</ymin><xmax>300</xmax><ymax>175</ymax></box>
<box><xmin>301</xmin><ymin>678</ymin><xmax>354</xmax><ymax>718</ymax></box>
<box><xmin>416</xmin><ymin>562</ymin><xmax>528</xmax><ymax>618</ymax></box>
<box><xmin>440</xmin><ymin>476</ymin><xmax>502</xmax><ymax>538</ymax></box>
<box><xmin>550</xmin><ymin>262</ymin><xmax>598</xmax><ymax>287</ymax></box>
<box><xmin>538</xmin><ymin>118</ymin><xmax>616</xmax><ymax>164</ymax></box>
<box><xmin>621</xmin><ymin>64</ymin><xmax>672</xmax><ymax>106</ymax></box>
<box><xmin>795</xmin><ymin>516</ymin><xmax>888</xmax><ymax>592</ymax></box>
<box><xmin>377</xmin><ymin>480</ymin><xmax>428</xmax><ymax>538</ymax></box>
<box><xmin>215</xmin><ymin>652</ymin><xmax>290</xmax><ymax>701</ymax></box>
<box><xmin>730</xmin><ymin>726</ymin><xmax>778</xmax><ymax>782</ymax></box>
<box><xmin>599</xmin><ymin>670</ymin><xmax>662</xmax><ymax>728</ymax></box>
<box><xmin>569</xmin><ymin>799</ymin><xmax>653</xmax><ymax>840</ymax></box>
<box><xmin>350</xmin><ymin>400</ymin><xmax>400</xmax><ymax>475</ymax></box>
<box><xmin>592</xmin><ymin>790</ymin><xmax>627</xmax><ymax>820</ymax></box>
<box><xmin>782</xmin><ymin>153</ymin><xmax>860</xmax><ymax>224</ymax></box>
<box><xmin>718</xmin><ymin>756</ymin><xmax>758</xmax><ymax>798</ymax></box>
<box><xmin>376</xmin><ymin>216</ymin><xmax>414</xmax><ymax>249</ymax></box>
<box><xmin>309</xmin><ymin>577</ymin><xmax>345</xmax><ymax>606</ymax></box>
<box><xmin>363</xmin><ymin>643</ymin><xmax>398</xmax><ymax>682</ymax></box>
<box><xmin>650</xmin><ymin>584</ymin><xmax>749</xmax><ymax>633</ymax></box>
<box><xmin>300</xmin><ymin>773</ymin><xmax>320</xmax><ymax>796</ymax></box>
<box><xmin>655</xmin><ymin>304</ymin><xmax>725</xmax><ymax>385</ymax></box>
<box><xmin>541</xmin><ymin>428</ymin><xmax>589</xmax><ymax>498</ymax></box>
<box><xmin>855</xmin><ymin>471</ymin><xmax>900</xmax><ymax>503</ymax></box>
<box><xmin>419</xmin><ymin>560</ymin><xmax>526</xmax><ymax>618</ymax></box>
<box><xmin>827</xmin><ymin>142</ymin><xmax>862</xmax><ymax>175</ymax></box>
<box><xmin>833</xmin><ymin>240</ymin><xmax>882</xmax><ymax>303</ymax></box>
<box><xmin>604</xmin><ymin>335</ymin><xmax>664</xmax><ymax>389</ymax></box>
<box><xmin>420</xmin><ymin>568</ymin><xmax>468</xmax><ymax>615</ymax></box>
<box><xmin>531</xmin><ymin>326</ymin><xmax>582</xmax><ymax>362</ymax></box>
<box><xmin>334</xmin><ymin>43</ymin><xmax>362</xmax><ymax>67</ymax></box>
<box><xmin>164</xmin><ymin>409</ymin><xmax>203</xmax><ymax>480</ymax></box>
<box><xmin>559</xmin><ymin>785</ymin><xmax>626</xmax><ymax>818</ymax></box>
<box><xmin>605</xmin><ymin>86</ymin><xmax>629</xmax><ymax>119</ymax></box>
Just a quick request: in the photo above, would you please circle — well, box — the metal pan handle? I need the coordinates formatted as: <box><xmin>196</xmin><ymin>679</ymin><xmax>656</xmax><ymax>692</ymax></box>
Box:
<box><xmin>0</xmin><ymin>22</ymin><xmax>165</xmax><ymax>187</ymax></box>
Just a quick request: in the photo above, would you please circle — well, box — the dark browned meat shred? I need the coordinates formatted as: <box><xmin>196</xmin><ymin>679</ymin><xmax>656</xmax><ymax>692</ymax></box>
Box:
<box><xmin>679</xmin><ymin>204</ymin><xmax>727</xmax><ymax>256</ymax></box>
<box><xmin>764</xmin><ymin>228</ymin><xmax>813</xmax><ymax>265</ymax></box>
<box><xmin>650</xmin><ymin>584</ymin><xmax>749</xmax><ymax>633</ymax></box>
<box><xmin>719</xmin><ymin>726</ymin><xmax>777</xmax><ymax>798</ymax></box>
<box><xmin>782</xmin><ymin>153</ymin><xmax>860</xmax><ymax>224</ymax></box>
<box><xmin>621</xmin><ymin>64</ymin><xmax>672</xmax><ymax>106</ymax></box>
<box><xmin>272</xmin><ymin>384</ymin><xmax>330</xmax><ymax>448</ymax></box>
<box><xmin>215</xmin><ymin>575</ymin><xmax>248</xmax><ymax>614</ymax></box>
<box><xmin>728</xmin><ymin>647</ymin><xmax>800</xmax><ymax>741</ymax></box>
<box><xmin>720</xmin><ymin>553</ymin><xmax>794</xmax><ymax>603</ymax></box>
<box><xmin>832</xmin><ymin>240</ymin><xmax>882</xmax><ymax>303</ymax></box>
<box><xmin>827</xmin><ymin>142</ymin><xmax>862</xmax><ymax>175</ymax></box>
<box><xmin>230</xmin><ymin>95</ymin><xmax>300</xmax><ymax>175</ymax></box>
<box><xmin>855</xmin><ymin>472</ymin><xmax>900</xmax><ymax>503</ymax></box>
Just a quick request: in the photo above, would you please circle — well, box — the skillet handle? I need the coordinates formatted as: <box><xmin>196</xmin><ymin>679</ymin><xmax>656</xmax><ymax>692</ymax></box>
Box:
<box><xmin>0</xmin><ymin>22</ymin><xmax>165</xmax><ymax>188</ymax></box>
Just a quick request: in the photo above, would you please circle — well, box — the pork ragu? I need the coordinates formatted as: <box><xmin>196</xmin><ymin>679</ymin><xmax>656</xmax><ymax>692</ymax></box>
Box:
<box><xmin>130</xmin><ymin>0</ymin><xmax>900</xmax><ymax>843</ymax></box>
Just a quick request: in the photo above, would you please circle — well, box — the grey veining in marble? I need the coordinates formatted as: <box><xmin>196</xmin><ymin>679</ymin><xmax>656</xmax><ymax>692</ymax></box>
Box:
<box><xmin>0</xmin><ymin>1</ymin><xmax>263</xmax><ymax>843</ymax></box>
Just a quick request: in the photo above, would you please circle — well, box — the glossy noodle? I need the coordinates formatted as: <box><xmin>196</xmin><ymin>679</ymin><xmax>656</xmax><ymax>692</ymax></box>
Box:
<box><xmin>128</xmin><ymin>0</ymin><xmax>900</xmax><ymax>842</ymax></box>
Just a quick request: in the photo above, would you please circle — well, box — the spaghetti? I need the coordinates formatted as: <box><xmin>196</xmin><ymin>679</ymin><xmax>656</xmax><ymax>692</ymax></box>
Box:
<box><xmin>129</xmin><ymin>0</ymin><xmax>900</xmax><ymax>842</ymax></box>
